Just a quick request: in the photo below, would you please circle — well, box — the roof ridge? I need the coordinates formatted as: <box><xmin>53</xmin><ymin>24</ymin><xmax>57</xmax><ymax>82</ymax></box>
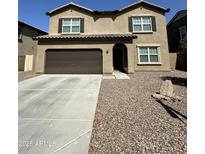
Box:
<box><xmin>47</xmin><ymin>1</ymin><xmax>93</xmax><ymax>15</ymax></box>
<box><xmin>120</xmin><ymin>0</ymin><xmax>168</xmax><ymax>12</ymax></box>
<box><xmin>46</xmin><ymin>0</ymin><xmax>169</xmax><ymax>15</ymax></box>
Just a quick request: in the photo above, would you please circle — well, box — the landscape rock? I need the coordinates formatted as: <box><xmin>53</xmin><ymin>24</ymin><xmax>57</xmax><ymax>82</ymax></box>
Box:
<box><xmin>159</xmin><ymin>80</ymin><xmax>174</xmax><ymax>97</ymax></box>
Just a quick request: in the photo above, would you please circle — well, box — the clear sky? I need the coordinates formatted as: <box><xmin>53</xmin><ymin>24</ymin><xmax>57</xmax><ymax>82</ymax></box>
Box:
<box><xmin>18</xmin><ymin>0</ymin><xmax>187</xmax><ymax>32</ymax></box>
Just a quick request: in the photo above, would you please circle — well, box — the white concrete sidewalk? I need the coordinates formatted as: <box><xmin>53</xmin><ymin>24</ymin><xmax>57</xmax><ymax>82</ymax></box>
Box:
<box><xmin>103</xmin><ymin>71</ymin><xmax>130</xmax><ymax>79</ymax></box>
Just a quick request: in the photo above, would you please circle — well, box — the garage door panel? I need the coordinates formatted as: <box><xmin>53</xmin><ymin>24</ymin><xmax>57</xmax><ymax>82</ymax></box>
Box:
<box><xmin>45</xmin><ymin>50</ymin><xmax>102</xmax><ymax>74</ymax></box>
<box><xmin>45</xmin><ymin>67</ymin><xmax>101</xmax><ymax>74</ymax></box>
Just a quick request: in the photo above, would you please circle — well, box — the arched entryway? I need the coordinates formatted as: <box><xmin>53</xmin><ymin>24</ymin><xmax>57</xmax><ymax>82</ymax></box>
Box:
<box><xmin>113</xmin><ymin>43</ymin><xmax>128</xmax><ymax>73</ymax></box>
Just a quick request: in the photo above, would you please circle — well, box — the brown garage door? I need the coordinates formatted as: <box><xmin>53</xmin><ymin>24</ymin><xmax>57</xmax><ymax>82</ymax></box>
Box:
<box><xmin>45</xmin><ymin>49</ymin><xmax>102</xmax><ymax>74</ymax></box>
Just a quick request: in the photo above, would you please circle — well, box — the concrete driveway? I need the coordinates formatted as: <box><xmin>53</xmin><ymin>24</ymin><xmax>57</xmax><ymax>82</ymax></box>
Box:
<box><xmin>18</xmin><ymin>75</ymin><xmax>102</xmax><ymax>154</ymax></box>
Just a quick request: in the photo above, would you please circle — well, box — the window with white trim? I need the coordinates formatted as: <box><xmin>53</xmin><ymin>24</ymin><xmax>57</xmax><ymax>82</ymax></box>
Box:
<box><xmin>133</xmin><ymin>16</ymin><xmax>152</xmax><ymax>32</ymax></box>
<box><xmin>139</xmin><ymin>47</ymin><xmax>160</xmax><ymax>63</ymax></box>
<box><xmin>179</xmin><ymin>25</ymin><xmax>187</xmax><ymax>41</ymax></box>
<box><xmin>62</xmin><ymin>18</ymin><xmax>80</xmax><ymax>33</ymax></box>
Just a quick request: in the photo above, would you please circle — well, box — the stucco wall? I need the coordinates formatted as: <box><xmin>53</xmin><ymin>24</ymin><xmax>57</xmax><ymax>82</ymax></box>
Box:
<box><xmin>18</xmin><ymin>24</ymin><xmax>46</xmax><ymax>71</ymax></box>
<box><xmin>35</xmin><ymin>39</ymin><xmax>170</xmax><ymax>74</ymax></box>
<box><xmin>35</xmin><ymin>40</ymin><xmax>135</xmax><ymax>74</ymax></box>
<box><xmin>18</xmin><ymin>25</ymin><xmax>38</xmax><ymax>56</ymax></box>
<box><xmin>35</xmin><ymin>4</ymin><xmax>171</xmax><ymax>73</ymax></box>
<box><xmin>169</xmin><ymin>53</ymin><xmax>177</xmax><ymax>70</ymax></box>
<box><xmin>49</xmin><ymin>5</ymin><xmax>167</xmax><ymax>35</ymax></box>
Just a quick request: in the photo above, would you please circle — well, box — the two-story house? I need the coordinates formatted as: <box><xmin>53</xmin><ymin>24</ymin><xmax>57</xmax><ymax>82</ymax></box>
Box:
<box><xmin>34</xmin><ymin>0</ymin><xmax>171</xmax><ymax>74</ymax></box>
<box><xmin>18</xmin><ymin>21</ymin><xmax>47</xmax><ymax>72</ymax></box>
<box><xmin>167</xmin><ymin>10</ymin><xmax>187</xmax><ymax>71</ymax></box>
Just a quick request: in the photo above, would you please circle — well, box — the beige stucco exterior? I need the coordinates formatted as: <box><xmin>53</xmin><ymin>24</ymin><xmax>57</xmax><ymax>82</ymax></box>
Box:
<box><xmin>35</xmin><ymin>3</ymin><xmax>171</xmax><ymax>74</ymax></box>
<box><xmin>18</xmin><ymin>22</ymin><xmax>47</xmax><ymax>71</ymax></box>
<box><xmin>18</xmin><ymin>26</ymin><xmax>37</xmax><ymax>71</ymax></box>
<box><xmin>18</xmin><ymin>26</ymin><xmax>38</xmax><ymax>56</ymax></box>
<box><xmin>169</xmin><ymin>52</ymin><xmax>177</xmax><ymax>70</ymax></box>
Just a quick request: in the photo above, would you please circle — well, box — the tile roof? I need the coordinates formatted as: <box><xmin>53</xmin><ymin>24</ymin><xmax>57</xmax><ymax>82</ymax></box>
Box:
<box><xmin>119</xmin><ymin>0</ymin><xmax>169</xmax><ymax>12</ymax></box>
<box><xmin>93</xmin><ymin>10</ymin><xmax>119</xmax><ymax>14</ymax></box>
<box><xmin>18</xmin><ymin>21</ymin><xmax>48</xmax><ymax>34</ymax></box>
<box><xmin>33</xmin><ymin>34</ymin><xmax>137</xmax><ymax>40</ymax></box>
<box><xmin>46</xmin><ymin>2</ymin><xmax>93</xmax><ymax>15</ymax></box>
<box><xmin>167</xmin><ymin>10</ymin><xmax>187</xmax><ymax>27</ymax></box>
<box><xmin>46</xmin><ymin>0</ymin><xmax>169</xmax><ymax>15</ymax></box>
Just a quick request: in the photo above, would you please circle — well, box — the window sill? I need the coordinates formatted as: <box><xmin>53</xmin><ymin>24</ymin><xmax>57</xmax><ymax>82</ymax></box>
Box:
<box><xmin>61</xmin><ymin>32</ymin><xmax>81</xmax><ymax>35</ymax></box>
<box><xmin>138</xmin><ymin>62</ymin><xmax>161</xmax><ymax>65</ymax></box>
<box><xmin>132</xmin><ymin>31</ymin><xmax>153</xmax><ymax>34</ymax></box>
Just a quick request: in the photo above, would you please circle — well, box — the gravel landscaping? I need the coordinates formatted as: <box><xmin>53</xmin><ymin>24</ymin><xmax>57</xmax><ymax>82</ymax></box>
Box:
<box><xmin>89</xmin><ymin>70</ymin><xmax>187</xmax><ymax>154</ymax></box>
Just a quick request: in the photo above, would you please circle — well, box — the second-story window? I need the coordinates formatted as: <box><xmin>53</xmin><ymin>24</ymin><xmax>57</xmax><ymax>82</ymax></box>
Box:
<box><xmin>132</xmin><ymin>16</ymin><xmax>152</xmax><ymax>32</ymax></box>
<box><xmin>179</xmin><ymin>25</ymin><xmax>187</xmax><ymax>41</ymax></box>
<box><xmin>62</xmin><ymin>18</ymin><xmax>80</xmax><ymax>33</ymax></box>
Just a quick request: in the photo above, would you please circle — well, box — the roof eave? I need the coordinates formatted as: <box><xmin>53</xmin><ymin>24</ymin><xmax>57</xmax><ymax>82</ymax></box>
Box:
<box><xmin>46</xmin><ymin>1</ymin><xmax>169</xmax><ymax>16</ymax></box>
<box><xmin>93</xmin><ymin>10</ymin><xmax>119</xmax><ymax>15</ymax></box>
<box><xmin>167</xmin><ymin>10</ymin><xmax>187</xmax><ymax>27</ymax></box>
<box><xmin>120</xmin><ymin>1</ymin><xmax>170</xmax><ymax>13</ymax></box>
<box><xmin>46</xmin><ymin>2</ymin><xmax>93</xmax><ymax>16</ymax></box>
<box><xmin>18</xmin><ymin>21</ymin><xmax>48</xmax><ymax>34</ymax></box>
<box><xmin>166</xmin><ymin>8</ymin><xmax>170</xmax><ymax>13</ymax></box>
<box><xmin>33</xmin><ymin>34</ymin><xmax>138</xmax><ymax>40</ymax></box>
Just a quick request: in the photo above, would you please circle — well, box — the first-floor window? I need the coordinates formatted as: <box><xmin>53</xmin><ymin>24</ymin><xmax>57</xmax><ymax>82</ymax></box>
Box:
<box><xmin>139</xmin><ymin>47</ymin><xmax>159</xmax><ymax>63</ymax></box>
<box><xmin>62</xmin><ymin>18</ymin><xmax>80</xmax><ymax>33</ymax></box>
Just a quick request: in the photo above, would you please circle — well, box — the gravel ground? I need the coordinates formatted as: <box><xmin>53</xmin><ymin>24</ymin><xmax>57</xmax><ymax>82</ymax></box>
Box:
<box><xmin>89</xmin><ymin>70</ymin><xmax>187</xmax><ymax>154</ymax></box>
